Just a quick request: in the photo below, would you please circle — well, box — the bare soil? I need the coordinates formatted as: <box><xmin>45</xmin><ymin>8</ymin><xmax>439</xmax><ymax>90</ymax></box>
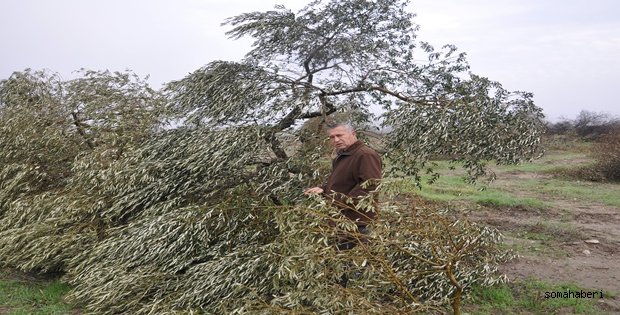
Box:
<box><xmin>468</xmin><ymin>161</ymin><xmax>620</xmax><ymax>312</ymax></box>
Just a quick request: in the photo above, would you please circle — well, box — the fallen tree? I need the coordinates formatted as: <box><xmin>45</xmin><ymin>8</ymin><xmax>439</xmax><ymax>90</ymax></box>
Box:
<box><xmin>0</xmin><ymin>0</ymin><xmax>544</xmax><ymax>313</ymax></box>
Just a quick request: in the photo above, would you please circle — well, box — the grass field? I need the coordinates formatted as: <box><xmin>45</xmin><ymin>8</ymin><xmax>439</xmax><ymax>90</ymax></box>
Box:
<box><xmin>409</xmin><ymin>143</ymin><xmax>620</xmax><ymax>314</ymax></box>
<box><xmin>0</xmin><ymin>269</ymin><xmax>73</xmax><ymax>315</ymax></box>
<box><xmin>468</xmin><ymin>280</ymin><xmax>608</xmax><ymax>315</ymax></box>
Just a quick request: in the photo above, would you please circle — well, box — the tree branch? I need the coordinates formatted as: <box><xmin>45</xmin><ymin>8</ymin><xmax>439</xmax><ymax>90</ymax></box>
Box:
<box><xmin>302</xmin><ymin>32</ymin><xmax>337</xmax><ymax>74</ymax></box>
<box><xmin>275</xmin><ymin>107</ymin><xmax>302</xmax><ymax>132</ymax></box>
<box><xmin>71</xmin><ymin>111</ymin><xmax>95</xmax><ymax>150</ymax></box>
<box><xmin>300</xmin><ymin>32</ymin><xmax>338</xmax><ymax>102</ymax></box>
<box><xmin>322</xmin><ymin>84</ymin><xmax>432</xmax><ymax>105</ymax></box>
<box><xmin>294</xmin><ymin>62</ymin><xmax>342</xmax><ymax>83</ymax></box>
<box><xmin>302</xmin><ymin>93</ymin><xmax>337</xmax><ymax>120</ymax></box>
<box><xmin>265</xmin><ymin>90</ymin><xmax>339</xmax><ymax>163</ymax></box>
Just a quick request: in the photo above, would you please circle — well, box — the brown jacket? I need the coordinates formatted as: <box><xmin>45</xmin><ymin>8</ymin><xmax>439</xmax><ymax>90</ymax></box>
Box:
<box><xmin>322</xmin><ymin>141</ymin><xmax>382</xmax><ymax>225</ymax></box>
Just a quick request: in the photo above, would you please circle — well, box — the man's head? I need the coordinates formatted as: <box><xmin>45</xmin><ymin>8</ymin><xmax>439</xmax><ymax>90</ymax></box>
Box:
<box><xmin>327</xmin><ymin>122</ymin><xmax>358</xmax><ymax>150</ymax></box>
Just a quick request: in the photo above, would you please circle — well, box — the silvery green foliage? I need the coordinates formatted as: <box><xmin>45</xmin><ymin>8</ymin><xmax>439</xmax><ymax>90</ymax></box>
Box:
<box><xmin>0</xmin><ymin>190</ymin><xmax>97</xmax><ymax>273</ymax></box>
<box><xmin>65</xmin><ymin>200</ymin><xmax>278</xmax><ymax>314</ymax></box>
<box><xmin>0</xmin><ymin>69</ymin><xmax>163</xmax><ymax>273</ymax></box>
<box><xmin>0</xmin><ymin>0</ymin><xmax>542</xmax><ymax>313</ymax></box>
<box><xmin>0</xmin><ymin>68</ymin><xmax>163</xmax><ymax>199</ymax></box>
<box><xmin>64</xmin><ymin>191</ymin><xmax>511</xmax><ymax>314</ymax></box>
<box><xmin>67</xmin><ymin>125</ymin><xmax>312</xmax><ymax>224</ymax></box>
<box><xmin>383</xmin><ymin>75</ymin><xmax>545</xmax><ymax>184</ymax></box>
<box><xmin>65</xmin><ymin>69</ymin><xmax>164</xmax><ymax>152</ymax></box>
<box><xmin>166</xmin><ymin>0</ymin><xmax>544</xmax><ymax>185</ymax></box>
<box><xmin>0</xmin><ymin>70</ymin><xmax>88</xmax><ymax>273</ymax></box>
<box><xmin>0</xmin><ymin>70</ymin><xmax>80</xmax><ymax>193</ymax></box>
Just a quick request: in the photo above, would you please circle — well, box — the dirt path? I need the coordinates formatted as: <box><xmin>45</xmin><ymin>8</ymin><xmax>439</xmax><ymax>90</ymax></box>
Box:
<box><xmin>468</xmin><ymin>168</ymin><xmax>620</xmax><ymax>312</ymax></box>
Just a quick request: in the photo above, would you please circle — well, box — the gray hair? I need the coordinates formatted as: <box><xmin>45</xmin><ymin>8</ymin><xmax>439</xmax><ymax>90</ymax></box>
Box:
<box><xmin>326</xmin><ymin>121</ymin><xmax>355</xmax><ymax>132</ymax></box>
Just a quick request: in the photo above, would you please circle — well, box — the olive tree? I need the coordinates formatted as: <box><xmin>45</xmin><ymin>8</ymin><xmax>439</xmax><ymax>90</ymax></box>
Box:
<box><xmin>64</xmin><ymin>1</ymin><xmax>540</xmax><ymax>314</ymax></box>
<box><xmin>0</xmin><ymin>0</ymin><xmax>544</xmax><ymax>314</ymax></box>
<box><xmin>167</xmin><ymin>0</ymin><xmax>544</xmax><ymax>187</ymax></box>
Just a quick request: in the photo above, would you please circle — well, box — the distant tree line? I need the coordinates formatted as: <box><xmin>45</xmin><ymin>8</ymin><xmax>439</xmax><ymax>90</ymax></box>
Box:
<box><xmin>546</xmin><ymin>110</ymin><xmax>619</xmax><ymax>140</ymax></box>
<box><xmin>546</xmin><ymin>110</ymin><xmax>620</xmax><ymax>181</ymax></box>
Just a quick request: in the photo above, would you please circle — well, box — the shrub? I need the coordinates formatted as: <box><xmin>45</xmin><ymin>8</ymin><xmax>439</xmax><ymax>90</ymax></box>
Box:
<box><xmin>574</xmin><ymin>110</ymin><xmax>618</xmax><ymax>140</ymax></box>
<box><xmin>592</xmin><ymin>127</ymin><xmax>620</xmax><ymax>181</ymax></box>
<box><xmin>544</xmin><ymin>111</ymin><xmax>619</xmax><ymax>141</ymax></box>
<box><xmin>545</xmin><ymin>119</ymin><xmax>573</xmax><ymax>136</ymax></box>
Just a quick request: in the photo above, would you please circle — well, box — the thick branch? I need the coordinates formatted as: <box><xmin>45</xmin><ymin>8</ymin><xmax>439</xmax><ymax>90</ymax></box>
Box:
<box><xmin>275</xmin><ymin>107</ymin><xmax>302</xmax><ymax>132</ymax></box>
<box><xmin>302</xmin><ymin>32</ymin><xmax>337</xmax><ymax>74</ymax></box>
<box><xmin>322</xmin><ymin>84</ymin><xmax>432</xmax><ymax>105</ymax></box>
<box><xmin>301</xmin><ymin>33</ymin><xmax>337</xmax><ymax>103</ymax></box>
<box><xmin>446</xmin><ymin>263</ymin><xmax>463</xmax><ymax>315</ymax></box>
<box><xmin>369</xmin><ymin>86</ymin><xmax>413</xmax><ymax>103</ymax></box>
<box><xmin>266</xmin><ymin>92</ymin><xmax>338</xmax><ymax>163</ymax></box>
<box><xmin>71</xmin><ymin>111</ymin><xmax>95</xmax><ymax>150</ymax></box>
<box><xmin>305</xmin><ymin>93</ymin><xmax>336</xmax><ymax>119</ymax></box>
<box><xmin>264</xmin><ymin>132</ymin><xmax>288</xmax><ymax>160</ymax></box>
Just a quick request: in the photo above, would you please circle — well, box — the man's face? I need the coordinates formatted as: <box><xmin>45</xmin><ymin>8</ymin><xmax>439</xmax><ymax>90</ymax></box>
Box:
<box><xmin>328</xmin><ymin>126</ymin><xmax>357</xmax><ymax>150</ymax></box>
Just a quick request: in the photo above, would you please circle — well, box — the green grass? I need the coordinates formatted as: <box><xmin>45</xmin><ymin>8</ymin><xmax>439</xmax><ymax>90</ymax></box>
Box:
<box><xmin>397</xmin><ymin>144</ymin><xmax>619</xmax><ymax>314</ymax></box>
<box><xmin>519</xmin><ymin>230</ymin><xmax>552</xmax><ymax>242</ymax></box>
<box><xmin>493</xmin><ymin>152</ymin><xmax>592</xmax><ymax>174</ymax></box>
<box><xmin>405</xmin><ymin>152</ymin><xmax>620</xmax><ymax>209</ymax></box>
<box><xmin>0</xmin><ymin>274</ymin><xmax>73</xmax><ymax>315</ymax></box>
<box><xmin>535</xmin><ymin>179</ymin><xmax>620</xmax><ymax>207</ymax></box>
<box><xmin>405</xmin><ymin>175</ymin><xmax>548</xmax><ymax>209</ymax></box>
<box><xmin>495</xmin><ymin>177</ymin><xmax>620</xmax><ymax>208</ymax></box>
<box><xmin>524</xmin><ymin>221</ymin><xmax>580</xmax><ymax>240</ymax></box>
<box><xmin>423</xmin><ymin>149</ymin><xmax>593</xmax><ymax>175</ymax></box>
<box><xmin>468</xmin><ymin>280</ymin><xmax>607</xmax><ymax>314</ymax></box>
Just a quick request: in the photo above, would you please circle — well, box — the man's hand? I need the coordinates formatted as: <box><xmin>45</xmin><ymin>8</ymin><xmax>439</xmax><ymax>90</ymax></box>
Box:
<box><xmin>304</xmin><ymin>187</ymin><xmax>324</xmax><ymax>195</ymax></box>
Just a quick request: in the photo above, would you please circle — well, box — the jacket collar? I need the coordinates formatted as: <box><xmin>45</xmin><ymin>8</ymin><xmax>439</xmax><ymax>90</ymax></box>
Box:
<box><xmin>337</xmin><ymin>141</ymin><xmax>363</xmax><ymax>156</ymax></box>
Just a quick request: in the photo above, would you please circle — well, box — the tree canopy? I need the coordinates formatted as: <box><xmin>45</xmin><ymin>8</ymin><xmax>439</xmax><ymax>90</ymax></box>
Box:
<box><xmin>168</xmin><ymin>0</ymin><xmax>544</xmax><ymax>184</ymax></box>
<box><xmin>0</xmin><ymin>0</ymin><xmax>544</xmax><ymax>314</ymax></box>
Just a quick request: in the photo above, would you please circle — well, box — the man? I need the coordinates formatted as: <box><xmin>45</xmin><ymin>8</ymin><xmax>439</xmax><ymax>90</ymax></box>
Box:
<box><xmin>304</xmin><ymin>122</ymin><xmax>382</xmax><ymax>249</ymax></box>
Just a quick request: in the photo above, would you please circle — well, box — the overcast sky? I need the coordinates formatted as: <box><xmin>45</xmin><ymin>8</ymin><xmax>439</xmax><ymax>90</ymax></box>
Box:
<box><xmin>1</xmin><ymin>0</ymin><xmax>618</xmax><ymax>121</ymax></box>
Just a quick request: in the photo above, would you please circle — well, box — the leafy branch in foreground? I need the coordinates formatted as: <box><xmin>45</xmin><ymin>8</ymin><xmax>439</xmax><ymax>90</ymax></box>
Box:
<box><xmin>64</xmin><ymin>188</ymin><xmax>511</xmax><ymax>314</ymax></box>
